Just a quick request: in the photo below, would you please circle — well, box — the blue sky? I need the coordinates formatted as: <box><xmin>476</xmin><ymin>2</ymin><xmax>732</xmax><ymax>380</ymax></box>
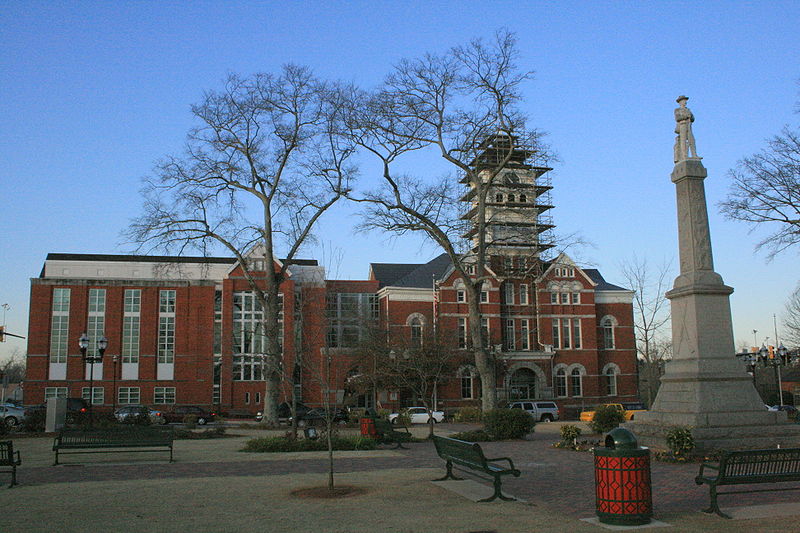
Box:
<box><xmin>2</xmin><ymin>1</ymin><xmax>799</xmax><ymax>360</ymax></box>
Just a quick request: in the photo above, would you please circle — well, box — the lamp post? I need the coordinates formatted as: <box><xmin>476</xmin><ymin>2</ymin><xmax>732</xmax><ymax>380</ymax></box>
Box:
<box><xmin>112</xmin><ymin>354</ymin><xmax>119</xmax><ymax>413</ymax></box>
<box><xmin>79</xmin><ymin>333</ymin><xmax>107</xmax><ymax>427</ymax></box>
<box><xmin>737</xmin><ymin>343</ymin><xmax>790</xmax><ymax>405</ymax></box>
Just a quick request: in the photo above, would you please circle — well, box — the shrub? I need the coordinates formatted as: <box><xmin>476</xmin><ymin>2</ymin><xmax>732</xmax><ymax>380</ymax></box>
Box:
<box><xmin>665</xmin><ymin>426</ymin><xmax>695</xmax><ymax>456</ymax></box>
<box><xmin>183</xmin><ymin>414</ymin><xmax>198</xmax><ymax>429</ymax></box>
<box><xmin>449</xmin><ymin>429</ymin><xmax>494</xmax><ymax>442</ymax></box>
<box><xmin>241</xmin><ymin>435</ymin><xmax>378</xmax><ymax>453</ymax></box>
<box><xmin>22</xmin><ymin>410</ymin><xmax>45</xmax><ymax>433</ymax></box>
<box><xmin>589</xmin><ymin>405</ymin><xmax>625</xmax><ymax>434</ymax></box>
<box><xmin>176</xmin><ymin>426</ymin><xmax>226</xmax><ymax>439</ymax></box>
<box><xmin>0</xmin><ymin>419</ymin><xmax>8</xmax><ymax>436</ymax></box>
<box><xmin>393</xmin><ymin>411</ymin><xmax>412</xmax><ymax>427</ymax></box>
<box><xmin>560</xmin><ymin>424</ymin><xmax>582</xmax><ymax>445</ymax></box>
<box><xmin>483</xmin><ymin>408</ymin><xmax>534</xmax><ymax>440</ymax></box>
<box><xmin>453</xmin><ymin>407</ymin><xmax>483</xmax><ymax>423</ymax></box>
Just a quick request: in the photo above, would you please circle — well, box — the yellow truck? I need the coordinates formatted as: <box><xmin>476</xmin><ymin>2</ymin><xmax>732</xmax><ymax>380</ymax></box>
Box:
<box><xmin>579</xmin><ymin>402</ymin><xmax>647</xmax><ymax>422</ymax></box>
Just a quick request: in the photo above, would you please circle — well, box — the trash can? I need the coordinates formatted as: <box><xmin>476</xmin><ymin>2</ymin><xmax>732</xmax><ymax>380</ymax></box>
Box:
<box><xmin>593</xmin><ymin>427</ymin><xmax>652</xmax><ymax>526</ymax></box>
<box><xmin>360</xmin><ymin>417</ymin><xmax>377</xmax><ymax>438</ymax></box>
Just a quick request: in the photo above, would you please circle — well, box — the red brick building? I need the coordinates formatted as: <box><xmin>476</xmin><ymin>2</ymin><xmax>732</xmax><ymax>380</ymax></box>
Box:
<box><xmin>24</xmin><ymin>136</ymin><xmax>637</xmax><ymax>417</ymax></box>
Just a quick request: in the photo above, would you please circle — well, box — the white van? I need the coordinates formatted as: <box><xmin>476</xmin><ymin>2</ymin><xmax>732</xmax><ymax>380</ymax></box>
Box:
<box><xmin>508</xmin><ymin>401</ymin><xmax>560</xmax><ymax>422</ymax></box>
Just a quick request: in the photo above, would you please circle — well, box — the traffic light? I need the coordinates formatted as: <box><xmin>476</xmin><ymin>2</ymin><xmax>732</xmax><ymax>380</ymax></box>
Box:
<box><xmin>0</xmin><ymin>325</ymin><xmax>4</xmax><ymax>342</ymax></box>
<box><xmin>768</xmin><ymin>345</ymin><xmax>775</xmax><ymax>359</ymax></box>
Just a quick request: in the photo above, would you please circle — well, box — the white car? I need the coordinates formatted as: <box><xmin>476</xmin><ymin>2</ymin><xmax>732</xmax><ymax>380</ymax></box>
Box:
<box><xmin>389</xmin><ymin>407</ymin><xmax>445</xmax><ymax>424</ymax></box>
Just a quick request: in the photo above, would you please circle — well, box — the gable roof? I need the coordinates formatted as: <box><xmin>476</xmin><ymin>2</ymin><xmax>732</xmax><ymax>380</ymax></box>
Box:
<box><xmin>583</xmin><ymin>269</ymin><xmax>629</xmax><ymax>291</ymax></box>
<box><xmin>370</xmin><ymin>254</ymin><xmax>452</xmax><ymax>288</ymax></box>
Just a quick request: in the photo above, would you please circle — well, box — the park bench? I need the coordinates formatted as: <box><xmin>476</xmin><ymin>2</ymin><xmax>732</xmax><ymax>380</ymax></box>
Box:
<box><xmin>695</xmin><ymin>447</ymin><xmax>800</xmax><ymax>518</ymax></box>
<box><xmin>373</xmin><ymin>418</ymin><xmax>413</xmax><ymax>449</ymax></box>
<box><xmin>53</xmin><ymin>427</ymin><xmax>175</xmax><ymax>466</ymax></box>
<box><xmin>432</xmin><ymin>435</ymin><xmax>520</xmax><ymax>502</ymax></box>
<box><xmin>0</xmin><ymin>441</ymin><xmax>21</xmax><ymax>487</ymax></box>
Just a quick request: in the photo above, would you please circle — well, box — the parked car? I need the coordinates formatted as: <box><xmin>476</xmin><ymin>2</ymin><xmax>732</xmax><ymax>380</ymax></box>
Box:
<box><xmin>27</xmin><ymin>397</ymin><xmax>89</xmax><ymax>415</ymax></box>
<box><xmin>257</xmin><ymin>401</ymin><xmax>311</xmax><ymax>422</ymax></box>
<box><xmin>114</xmin><ymin>405</ymin><xmax>167</xmax><ymax>425</ymax></box>
<box><xmin>769</xmin><ymin>405</ymin><xmax>798</xmax><ymax>416</ymax></box>
<box><xmin>0</xmin><ymin>405</ymin><xmax>26</xmax><ymax>427</ymax></box>
<box><xmin>162</xmin><ymin>406</ymin><xmax>216</xmax><ymax>425</ymax></box>
<box><xmin>291</xmin><ymin>408</ymin><xmax>349</xmax><ymax>427</ymax></box>
<box><xmin>579</xmin><ymin>403</ymin><xmax>648</xmax><ymax>422</ymax></box>
<box><xmin>389</xmin><ymin>407</ymin><xmax>445</xmax><ymax>425</ymax></box>
<box><xmin>508</xmin><ymin>400</ymin><xmax>560</xmax><ymax>422</ymax></box>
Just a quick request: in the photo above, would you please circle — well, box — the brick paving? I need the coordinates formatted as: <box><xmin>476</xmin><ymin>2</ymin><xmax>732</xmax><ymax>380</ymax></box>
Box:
<box><xmin>19</xmin><ymin>427</ymin><xmax>800</xmax><ymax>521</ymax></box>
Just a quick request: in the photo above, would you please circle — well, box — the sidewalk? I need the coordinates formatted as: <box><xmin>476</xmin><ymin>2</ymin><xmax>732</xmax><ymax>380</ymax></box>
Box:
<box><xmin>2</xmin><ymin>422</ymin><xmax>799</xmax><ymax>532</ymax></box>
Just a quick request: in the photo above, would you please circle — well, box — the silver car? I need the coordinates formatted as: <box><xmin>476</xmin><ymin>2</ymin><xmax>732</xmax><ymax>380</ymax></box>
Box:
<box><xmin>0</xmin><ymin>405</ymin><xmax>26</xmax><ymax>427</ymax></box>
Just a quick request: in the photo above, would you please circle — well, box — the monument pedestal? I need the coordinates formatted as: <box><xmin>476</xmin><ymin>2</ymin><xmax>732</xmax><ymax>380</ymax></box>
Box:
<box><xmin>626</xmin><ymin>155</ymin><xmax>800</xmax><ymax>451</ymax></box>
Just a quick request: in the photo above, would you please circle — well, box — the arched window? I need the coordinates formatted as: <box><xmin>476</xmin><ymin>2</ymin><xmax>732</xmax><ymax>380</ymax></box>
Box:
<box><xmin>601</xmin><ymin>316</ymin><xmax>618</xmax><ymax>350</ymax></box>
<box><xmin>495</xmin><ymin>193</ymin><xmax>503</xmax><ymax>202</ymax></box>
<box><xmin>508</xmin><ymin>194</ymin><xmax>515</xmax><ymax>202</ymax></box>
<box><xmin>458</xmin><ymin>366</ymin><xmax>476</xmax><ymax>399</ymax></box>
<box><xmin>605</xmin><ymin>367</ymin><xmax>618</xmax><ymax>396</ymax></box>
<box><xmin>570</xmin><ymin>368</ymin><xmax>583</xmax><ymax>397</ymax></box>
<box><xmin>555</xmin><ymin>367</ymin><xmax>567</xmax><ymax>397</ymax></box>
<box><xmin>509</xmin><ymin>368</ymin><xmax>537</xmax><ymax>400</ymax></box>
<box><xmin>406</xmin><ymin>314</ymin><xmax>426</xmax><ymax>348</ymax></box>
<box><xmin>519</xmin><ymin>194</ymin><xmax>527</xmax><ymax>203</ymax></box>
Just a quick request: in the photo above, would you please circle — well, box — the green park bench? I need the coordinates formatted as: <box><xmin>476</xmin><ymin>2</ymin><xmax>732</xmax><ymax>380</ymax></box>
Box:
<box><xmin>0</xmin><ymin>441</ymin><xmax>22</xmax><ymax>487</ymax></box>
<box><xmin>373</xmin><ymin>418</ymin><xmax>413</xmax><ymax>449</ymax></box>
<box><xmin>695</xmin><ymin>447</ymin><xmax>800</xmax><ymax>518</ymax></box>
<box><xmin>432</xmin><ymin>435</ymin><xmax>520</xmax><ymax>502</ymax></box>
<box><xmin>53</xmin><ymin>427</ymin><xmax>175</xmax><ymax>466</ymax></box>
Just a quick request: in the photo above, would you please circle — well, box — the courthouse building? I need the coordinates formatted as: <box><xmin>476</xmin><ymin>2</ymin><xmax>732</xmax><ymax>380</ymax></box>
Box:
<box><xmin>24</xmin><ymin>135</ymin><xmax>638</xmax><ymax>417</ymax></box>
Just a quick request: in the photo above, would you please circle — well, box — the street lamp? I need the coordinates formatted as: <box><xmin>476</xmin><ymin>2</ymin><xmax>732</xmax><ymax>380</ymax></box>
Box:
<box><xmin>79</xmin><ymin>333</ymin><xmax>107</xmax><ymax>427</ymax></box>
<box><xmin>112</xmin><ymin>354</ymin><xmax>119</xmax><ymax>413</ymax></box>
<box><xmin>737</xmin><ymin>343</ymin><xmax>791</xmax><ymax>406</ymax></box>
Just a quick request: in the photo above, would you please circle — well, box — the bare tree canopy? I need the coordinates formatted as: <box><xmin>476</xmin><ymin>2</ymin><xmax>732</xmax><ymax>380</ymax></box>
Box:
<box><xmin>125</xmin><ymin>65</ymin><xmax>356</xmax><ymax>424</ymax></box>
<box><xmin>784</xmin><ymin>284</ymin><xmax>800</xmax><ymax>349</ymax></box>
<box><xmin>720</xmin><ymin>126</ymin><xmax>800</xmax><ymax>259</ymax></box>
<box><xmin>343</xmin><ymin>30</ymin><xmax>552</xmax><ymax>410</ymax></box>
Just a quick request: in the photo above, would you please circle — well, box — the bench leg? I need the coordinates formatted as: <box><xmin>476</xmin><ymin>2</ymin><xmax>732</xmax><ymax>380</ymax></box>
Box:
<box><xmin>478</xmin><ymin>476</ymin><xmax>516</xmax><ymax>503</ymax></box>
<box><xmin>53</xmin><ymin>449</ymin><xmax>59</xmax><ymax>466</ymax></box>
<box><xmin>393</xmin><ymin>440</ymin><xmax>408</xmax><ymax>450</ymax></box>
<box><xmin>433</xmin><ymin>460</ymin><xmax>463</xmax><ymax>482</ymax></box>
<box><xmin>702</xmin><ymin>485</ymin><xmax>731</xmax><ymax>519</ymax></box>
<box><xmin>9</xmin><ymin>466</ymin><xmax>16</xmax><ymax>488</ymax></box>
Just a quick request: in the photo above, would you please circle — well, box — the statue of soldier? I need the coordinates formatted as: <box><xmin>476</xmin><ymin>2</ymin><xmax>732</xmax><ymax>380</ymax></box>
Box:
<box><xmin>674</xmin><ymin>95</ymin><xmax>699</xmax><ymax>162</ymax></box>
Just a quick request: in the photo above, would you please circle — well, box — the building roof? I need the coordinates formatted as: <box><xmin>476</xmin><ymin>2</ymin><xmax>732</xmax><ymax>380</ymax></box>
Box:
<box><xmin>44</xmin><ymin>253</ymin><xmax>317</xmax><ymax>266</ymax></box>
<box><xmin>583</xmin><ymin>269</ymin><xmax>629</xmax><ymax>291</ymax></box>
<box><xmin>370</xmin><ymin>254</ymin><xmax>452</xmax><ymax>288</ymax></box>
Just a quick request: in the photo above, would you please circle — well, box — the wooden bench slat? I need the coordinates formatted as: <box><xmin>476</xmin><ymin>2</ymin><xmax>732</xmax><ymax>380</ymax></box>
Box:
<box><xmin>53</xmin><ymin>428</ymin><xmax>175</xmax><ymax>465</ymax></box>
<box><xmin>432</xmin><ymin>435</ymin><xmax>520</xmax><ymax>502</ymax></box>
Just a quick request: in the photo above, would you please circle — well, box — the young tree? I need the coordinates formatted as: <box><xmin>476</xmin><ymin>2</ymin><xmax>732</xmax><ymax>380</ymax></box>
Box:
<box><xmin>784</xmin><ymin>284</ymin><xmax>800</xmax><ymax>349</ymax></box>
<box><xmin>345</xmin><ymin>30</ymin><xmax>551</xmax><ymax>410</ymax></box>
<box><xmin>0</xmin><ymin>349</ymin><xmax>25</xmax><ymax>383</ymax></box>
<box><xmin>620</xmin><ymin>257</ymin><xmax>672</xmax><ymax>407</ymax></box>
<box><xmin>720</xmin><ymin>126</ymin><xmax>800</xmax><ymax>259</ymax></box>
<box><xmin>126</xmin><ymin>67</ymin><xmax>356</xmax><ymax>424</ymax></box>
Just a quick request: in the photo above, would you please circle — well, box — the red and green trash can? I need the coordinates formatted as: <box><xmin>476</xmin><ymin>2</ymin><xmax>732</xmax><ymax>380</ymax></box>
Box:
<box><xmin>360</xmin><ymin>417</ymin><xmax>377</xmax><ymax>438</ymax></box>
<box><xmin>594</xmin><ymin>427</ymin><xmax>653</xmax><ymax>526</ymax></box>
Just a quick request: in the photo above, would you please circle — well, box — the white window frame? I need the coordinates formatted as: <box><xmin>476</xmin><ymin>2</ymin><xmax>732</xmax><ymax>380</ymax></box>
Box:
<box><xmin>122</xmin><ymin>289</ymin><xmax>141</xmax><ymax>364</ymax></box>
<box><xmin>118</xmin><ymin>387</ymin><xmax>141</xmax><ymax>405</ymax></box>
<box><xmin>561</xmin><ymin>318</ymin><xmax>571</xmax><ymax>349</ymax></box>
<box><xmin>570</xmin><ymin>368</ymin><xmax>583</xmax><ymax>397</ymax></box>
<box><xmin>520</xmin><ymin>319</ymin><xmax>530</xmax><ymax>350</ymax></box>
<box><xmin>571</xmin><ymin>292</ymin><xmax>580</xmax><ymax>304</ymax></box>
<box><xmin>158</xmin><ymin>290</ymin><xmax>176</xmax><ymax>364</ymax></box>
<box><xmin>519</xmin><ymin>284</ymin><xmax>528</xmax><ymax>305</ymax></box>
<box><xmin>45</xmin><ymin>387</ymin><xmax>68</xmax><ymax>400</ymax></box>
<box><xmin>456</xmin><ymin>289</ymin><xmax>466</xmax><ymax>303</ymax></box>
<box><xmin>458</xmin><ymin>318</ymin><xmax>468</xmax><ymax>349</ymax></box>
<box><xmin>81</xmin><ymin>387</ymin><xmax>104</xmax><ymax>405</ymax></box>
<box><xmin>87</xmin><ymin>288</ymin><xmax>106</xmax><ymax>358</ymax></box>
<box><xmin>154</xmin><ymin>386</ymin><xmax>176</xmax><ymax>404</ymax></box>
<box><xmin>572</xmin><ymin>318</ymin><xmax>582</xmax><ymax>349</ymax></box>
<box><xmin>504</xmin><ymin>319</ymin><xmax>515</xmax><ymax>350</ymax></box>
<box><xmin>504</xmin><ymin>283</ymin><xmax>514</xmax><ymax>305</ymax></box>
<box><xmin>555</xmin><ymin>369</ymin><xmax>567</xmax><ymax>397</ymax></box>
<box><xmin>50</xmin><ymin>288</ymin><xmax>70</xmax><ymax>363</ymax></box>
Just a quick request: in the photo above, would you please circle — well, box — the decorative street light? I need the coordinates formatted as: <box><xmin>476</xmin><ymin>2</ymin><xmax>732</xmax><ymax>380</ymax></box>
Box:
<box><xmin>79</xmin><ymin>333</ymin><xmax>107</xmax><ymax>427</ymax></box>
<box><xmin>737</xmin><ymin>343</ymin><xmax>790</xmax><ymax>405</ymax></box>
<box><xmin>112</xmin><ymin>354</ymin><xmax>119</xmax><ymax>414</ymax></box>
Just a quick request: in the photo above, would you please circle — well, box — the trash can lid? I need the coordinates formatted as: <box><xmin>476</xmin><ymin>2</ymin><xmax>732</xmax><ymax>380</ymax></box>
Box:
<box><xmin>605</xmin><ymin>427</ymin><xmax>638</xmax><ymax>449</ymax></box>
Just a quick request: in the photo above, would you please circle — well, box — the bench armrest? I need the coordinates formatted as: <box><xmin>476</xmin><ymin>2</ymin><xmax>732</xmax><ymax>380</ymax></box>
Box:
<box><xmin>696</xmin><ymin>461</ymin><xmax>719</xmax><ymax>480</ymax></box>
<box><xmin>14</xmin><ymin>450</ymin><xmax>20</xmax><ymax>465</ymax></box>
<box><xmin>486</xmin><ymin>456</ymin><xmax>516</xmax><ymax>471</ymax></box>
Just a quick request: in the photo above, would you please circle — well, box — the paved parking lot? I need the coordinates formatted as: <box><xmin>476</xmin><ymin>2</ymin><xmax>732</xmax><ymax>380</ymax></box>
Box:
<box><xmin>2</xmin><ymin>421</ymin><xmax>799</xmax><ymax>532</ymax></box>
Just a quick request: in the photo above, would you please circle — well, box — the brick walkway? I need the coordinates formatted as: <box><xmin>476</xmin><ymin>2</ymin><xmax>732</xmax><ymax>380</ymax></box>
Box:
<box><xmin>21</xmin><ymin>428</ymin><xmax>798</xmax><ymax>520</ymax></box>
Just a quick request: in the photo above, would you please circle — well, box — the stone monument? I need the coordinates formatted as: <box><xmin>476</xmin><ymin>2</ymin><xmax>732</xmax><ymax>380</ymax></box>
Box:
<box><xmin>626</xmin><ymin>96</ymin><xmax>800</xmax><ymax>452</ymax></box>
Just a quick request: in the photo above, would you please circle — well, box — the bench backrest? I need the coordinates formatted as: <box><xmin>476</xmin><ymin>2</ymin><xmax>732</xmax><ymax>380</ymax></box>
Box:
<box><xmin>58</xmin><ymin>427</ymin><xmax>174</xmax><ymax>445</ymax></box>
<box><xmin>720</xmin><ymin>448</ymin><xmax>800</xmax><ymax>481</ymax></box>
<box><xmin>0</xmin><ymin>441</ymin><xmax>13</xmax><ymax>462</ymax></box>
<box><xmin>433</xmin><ymin>436</ymin><xmax>488</xmax><ymax>469</ymax></box>
<box><xmin>374</xmin><ymin>418</ymin><xmax>396</xmax><ymax>435</ymax></box>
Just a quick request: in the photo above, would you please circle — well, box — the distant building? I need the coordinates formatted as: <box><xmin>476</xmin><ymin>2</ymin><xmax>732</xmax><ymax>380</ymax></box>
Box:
<box><xmin>24</xmin><ymin>135</ymin><xmax>638</xmax><ymax>417</ymax></box>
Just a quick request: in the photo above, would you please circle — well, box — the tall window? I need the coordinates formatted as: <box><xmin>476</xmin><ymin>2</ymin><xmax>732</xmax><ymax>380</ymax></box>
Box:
<box><xmin>87</xmin><ymin>289</ymin><xmax>106</xmax><ymax>357</ymax></box>
<box><xmin>480</xmin><ymin>288</ymin><xmax>489</xmax><ymax>303</ymax></box>
<box><xmin>555</xmin><ymin>368</ymin><xmax>567</xmax><ymax>397</ymax></box>
<box><xmin>233</xmin><ymin>291</ymin><xmax>283</xmax><ymax>380</ymax></box>
<box><xmin>504</xmin><ymin>319</ymin><xmax>515</xmax><ymax>350</ymax></box>
<box><xmin>605</xmin><ymin>367</ymin><xmax>618</xmax><ymax>396</ymax></box>
<box><xmin>456</xmin><ymin>289</ymin><xmax>466</xmax><ymax>303</ymax></box>
<box><xmin>601</xmin><ymin>316</ymin><xmax>616</xmax><ymax>349</ymax></box>
<box><xmin>154</xmin><ymin>386</ymin><xmax>176</xmax><ymax>404</ymax></box>
<box><xmin>552</xmin><ymin>320</ymin><xmax>560</xmax><ymax>349</ymax></box>
<box><xmin>481</xmin><ymin>318</ymin><xmax>489</xmax><ymax>345</ymax></box>
<box><xmin>561</xmin><ymin>318</ymin><xmax>571</xmax><ymax>349</ymax></box>
<box><xmin>551</xmin><ymin>292</ymin><xmax>558</xmax><ymax>304</ymax></box>
<box><xmin>460</xmin><ymin>368</ymin><xmax>474</xmax><ymax>399</ymax></box>
<box><xmin>519</xmin><ymin>284</ymin><xmax>528</xmax><ymax>305</ymax></box>
<box><xmin>325</xmin><ymin>293</ymin><xmax>376</xmax><ymax>348</ymax></box>
<box><xmin>458</xmin><ymin>318</ymin><xmax>467</xmax><ymax>349</ymax></box>
<box><xmin>504</xmin><ymin>283</ymin><xmax>514</xmax><ymax>304</ymax></box>
<box><xmin>570</xmin><ymin>368</ymin><xmax>583</xmax><ymax>397</ymax></box>
<box><xmin>122</xmin><ymin>289</ymin><xmax>141</xmax><ymax>363</ymax></box>
<box><xmin>158</xmin><ymin>290</ymin><xmax>176</xmax><ymax>364</ymax></box>
<box><xmin>50</xmin><ymin>288</ymin><xmax>70</xmax><ymax>363</ymax></box>
<box><xmin>410</xmin><ymin>316</ymin><xmax>423</xmax><ymax>347</ymax></box>
<box><xmin>213</xmin><ymin>289</ymin><xmax>222</xmax><ymax>403</ymax></box>
<box><xmin>572</xmin><ymin>318</ymin><xmax>582</xmax><ymax>349</ymax></box>
<box><xmin>520</xmin><ymin>319</ymin><xmax>530</xmax><ymax>350</ymax></box>
<box><xmin>571</xmin><ymin>292</ymin><xmax>580</xmax><ymax>304</ymax></box>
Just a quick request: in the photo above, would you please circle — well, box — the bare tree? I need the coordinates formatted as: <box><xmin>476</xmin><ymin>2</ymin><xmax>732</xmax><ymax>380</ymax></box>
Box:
<box><xmin>126</xmin><ymin>66</ymin><xmax>356</xmax><ymax>424</ymax></box>
<box><xmin>344</xmin><ymin>30</ymin><xmax>552</xmax><ymax>410</ymax></box>
<box><xmin>720</xmin><ymin>126</ymin><xmax>800</xmax><ymax>259</ymax></box>
<box><xmin>784</xmin><ymin>284</ymin><xmax>800</xmax><ymax>349</ymax></box>
<box><xmin>0</xmin><ymin>349</ymin><xmax>26</xmax><ymax>383</ymax></box>
<box><xmin>620</xmin><ymin>256</ymin><xmax>672</xmax><ymax>407</ymax></box>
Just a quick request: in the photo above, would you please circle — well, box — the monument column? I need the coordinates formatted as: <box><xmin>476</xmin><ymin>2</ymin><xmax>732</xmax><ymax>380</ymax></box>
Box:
<box><xmin>627</xmin><ymin>96</ymin><xmax>800</xmax><ymax>452</ymax></box>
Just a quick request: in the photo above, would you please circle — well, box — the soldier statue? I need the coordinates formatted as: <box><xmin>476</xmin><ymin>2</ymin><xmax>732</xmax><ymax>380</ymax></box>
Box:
<box><xmin>674</xmin><ymin>95</ymin><xmax>699</xmax><ymax>163</ymax></box>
